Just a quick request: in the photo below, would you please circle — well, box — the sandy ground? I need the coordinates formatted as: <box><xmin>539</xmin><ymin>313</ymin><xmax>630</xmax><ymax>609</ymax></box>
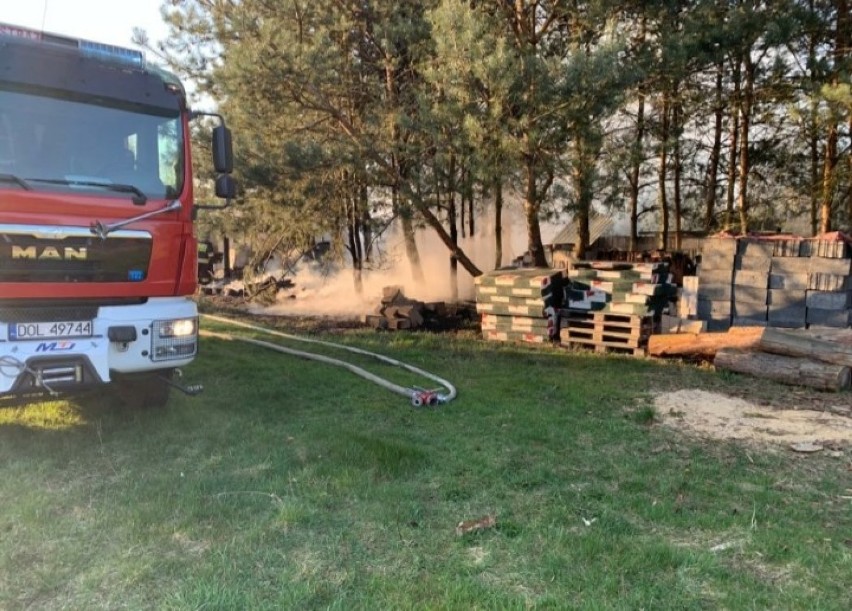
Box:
<box><xmin>655</xmin><ymin>389</ymin><xmax>852</xmax><ymax>449</ymax></box>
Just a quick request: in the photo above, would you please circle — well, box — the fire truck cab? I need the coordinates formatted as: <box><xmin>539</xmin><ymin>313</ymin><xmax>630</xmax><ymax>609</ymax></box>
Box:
<box><xmin>0</xmin><ymin>23</ymin><xmax>235</xmax><ymax>406</ymax></box>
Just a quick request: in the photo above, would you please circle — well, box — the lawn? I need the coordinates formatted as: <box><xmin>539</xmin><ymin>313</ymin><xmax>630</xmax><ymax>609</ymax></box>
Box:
<box><xmin>1</xmin><ymin>316</ymin><xmax>850</xmax><ymax>609</ymax></box>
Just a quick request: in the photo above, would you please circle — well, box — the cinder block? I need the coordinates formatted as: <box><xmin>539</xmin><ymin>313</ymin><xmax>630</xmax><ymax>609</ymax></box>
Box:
<box><xmin>700</xmin><ymin>250</ymin><xmax>736</xmax><ymax>271</ymax></box>
<box><xmin>697</xmin><ymin>298</ymin><xmax>731</xmax><ymax>319</ymax></box>
<box><xmin>702</xmin><ymin>237</ymin><xmax>739</xmax><ymax>256</ymax></box>
<box><xmin>805</xmin><ymin>291</ymin><xmax>852</xmax><ymax>310</ymax></box>
<box><xmin>807</xmin><ymin>273</ymin><xmax>852</xmax><ymax>291</ymax></box>
<box><xmin>809</xmin><ymin>257</ymin><xmax>852</xmax><ymax>275</ymax></box>
<box><xmin>732</xmin><ymin>301</ymin><xmax>768</xmax><ymax>318</ymax></box>
<box><xmin>735</xmin><ymin>255</ymin><xmax>772</xmax><ymax>273</ymax></box>
<box><xmin>706</xmin><ymin>318</ymin><xmax>732</xmax><ymax>332</ymax></box>
<box><xmin>733</xmin><ymin>270</ymin><xmax>769</xmax><ymax>288</ymax></box>
<box><xmin>732</xmin><ymin>285</ymin><xmax>768</xmax><ymax>304</ymax></box>
<box><xmin>770</xmin><ymin>258</ymin><xmax>810</xmax><ymax>275</ymax></box>
<box><xmin>697</xmin><ymin>284</ymin><xmax>732</xmax><ymax>301</ymax></box>
<box><xmin>769</xmin><ymin>273</ymin><xmax>809</xmax><ymax>290</ymax></box>
<box><xmin>806</xmin><ymin>308</ymin><xmax>852</xmax><ymax>328</ymax></box>
<box><xmin>732</xmin><ymin>316</ymin><xmax>768</xmax><ymax>327</ymax></box>
<box><xmin>698</xmin><ymin>269</ymin><xmax>734</xmax><ymax>285</ymax></box>
<box><xmin>772</xmin><ymin>239</ymin><xmax>805</xmax><ymax>257</ymax></box>
<box><xmin>768</xmin><ymin>289</ymin><xmax>807</xmax><ymax>307</ymax></box>
<box><xmin>768</xmin><ymin>304</ymin><xmax>807</xmax><ymax>328</ymax></box>
<box><xmin>737</xmin><ymin>239</ymin><xmax>775</xmax><ymax>258</ymax></box>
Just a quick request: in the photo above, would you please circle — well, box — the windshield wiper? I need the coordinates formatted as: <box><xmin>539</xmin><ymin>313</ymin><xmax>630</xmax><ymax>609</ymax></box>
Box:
<box><xmin>25</xmin><ymin>178</ymin><xmax>147</xmax><ymax>205</ymax></box>
<box><xmin>90</xmin><ymin>199</ymin><xmax>182</xmax><ymax>239</ymax></box>
<box><xmin>0</xmin><ymin>173</ymin><xmax>34</xmax><ymax>190</ymax></box>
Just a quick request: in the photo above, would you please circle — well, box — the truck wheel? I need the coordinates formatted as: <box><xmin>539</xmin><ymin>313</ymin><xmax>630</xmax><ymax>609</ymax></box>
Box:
<box><xmin>113</xmin><ymin>370</ymin><xmax>173</xmax><ymax>409</ymax></box>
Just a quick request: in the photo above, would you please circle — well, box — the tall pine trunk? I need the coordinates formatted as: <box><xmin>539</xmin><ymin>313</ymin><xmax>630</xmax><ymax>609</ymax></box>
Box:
<box><xmin>573</xmin><ymin>136</ymin><xmax>593</xmax><ymax>259</ymax></box>
<box><xmin>820</xmin><ymin>123</ymin><xmax>838</xmax><ymax>234</ymax></box>
<box><xmin>398</xmin><ymin>196</ymin><xmax>424</xmax><ymax>284</ymax></box>
<box><xmin>629</xmin><ymin>14</ymin><xmax>647</xmax><ymax>251</ymax></box>
<box><xmin>629</xmin><ymin>92</ymin><xmax>645</xmax><ymax>251</ymax></box>
<box><xmin>448</xmin><ymin>155</ymin><xmax>459</xmax><ymax>299</ymax></box>
<box><xmin>673</xmin><ymin>98</ymin><xmax>683</xmax><ymax>250</ymax></box>
<box><xmin>725</xmin><ymin>60</ymin><xmax>742</xmax><ymax>231</ymax></box>
<box><xmin>737</xmin><ymin>55</ymin><xmax>755</xmax><ymax>234</ymax></box>
<box><xmin>493</xmin><ymin>177</ymin><xmax>504</xmax><ymax>269</ymax></box>
<box><xmin>658</xmin><ymin>92</ymin><xmax>670</xmax><ymax>250</ymax></box>
<box><xmin>704</xmin><ymin>62</ymin><xmax>724</xmax><ymax>232</ymax></box>
<box><xmin>523</xmin><ymin>151</ymin><xmax>548</xmax><ymax>267</ymax></box>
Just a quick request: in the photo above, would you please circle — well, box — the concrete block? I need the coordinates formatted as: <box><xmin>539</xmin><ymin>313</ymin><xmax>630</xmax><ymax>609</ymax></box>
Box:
<box><xmin>805</xmin><ymin>291</ymin><xmax>852</xmax><ymax>310</ymax></box>
<box><xmin>732</xmin><ymin>285</ymin><xmax>768</xmax><ymax>304</ymax></box>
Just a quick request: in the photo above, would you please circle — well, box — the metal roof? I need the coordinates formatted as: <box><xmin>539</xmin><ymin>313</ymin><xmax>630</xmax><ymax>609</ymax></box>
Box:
<box><xmin>549</xmin><ymin>214</ymin><xmax>615</xmax><ymax>246</ymax></box>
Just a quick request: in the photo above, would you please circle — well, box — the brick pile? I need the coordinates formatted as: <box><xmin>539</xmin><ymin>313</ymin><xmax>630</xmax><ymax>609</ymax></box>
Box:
<box><xmin>696</xmin><ymin>234</ymin><xmax>852</xmax><ymax>330</ymax></box>
<box><xmin>474</xmin><ymin>268</ymin><xmax>561</xmax><ymax>344</ymax></box>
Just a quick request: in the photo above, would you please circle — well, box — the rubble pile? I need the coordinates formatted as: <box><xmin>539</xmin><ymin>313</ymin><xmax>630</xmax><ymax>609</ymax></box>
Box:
<box><xmin>363</xmin><ymin>286</ymin><xmax>475</xmax><ymax>331</ymax></box>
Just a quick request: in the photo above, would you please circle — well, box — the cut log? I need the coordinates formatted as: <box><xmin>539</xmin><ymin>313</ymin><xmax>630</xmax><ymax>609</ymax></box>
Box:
<box><xmin>648</xmin><ymin>326</ymin><xmax>765</xmax><ymax>359</ymax></box>
<box><xmin>714</xmin><ymin>348</ymin><xmax>851</xmax><ymax>391</ymax></box>
<box><xmin>758</xmin><ymin>327</ymin><xmax>852</xmax><ymax>368</ymax></box>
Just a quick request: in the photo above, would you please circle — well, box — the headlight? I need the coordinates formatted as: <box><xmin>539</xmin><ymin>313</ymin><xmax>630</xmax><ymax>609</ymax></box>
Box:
<box><xmin>157</xmin><ymin>318</ymin><xmax>197</xmax><ymax>338</ymax></box>
<box><xmin>151</xmin><ymin>318</ymin><xmax>198</xmax><ymax>362</ymax></box>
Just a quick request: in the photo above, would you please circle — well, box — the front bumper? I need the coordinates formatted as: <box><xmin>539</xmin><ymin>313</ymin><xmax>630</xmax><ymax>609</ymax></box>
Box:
<box><xmin>0</xmin><ymin>297</ymin><xmax>197</xmax><ymax>395</ymax></box>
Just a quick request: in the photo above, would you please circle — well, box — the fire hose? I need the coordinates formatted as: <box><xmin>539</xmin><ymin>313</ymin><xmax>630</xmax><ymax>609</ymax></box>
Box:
<box><xmin>199</xmin><ymin>314</ymin><xmax>457</xmax><ymax>407</ymax></box>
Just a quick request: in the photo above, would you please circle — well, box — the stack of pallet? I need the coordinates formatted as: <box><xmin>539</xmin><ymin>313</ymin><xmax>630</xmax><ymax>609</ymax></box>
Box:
<box><xmin>554</xmin><ymin>261</ymin><xmax>675</xmax><ymax>355</ymax></box>
<box><xmin>475</xmin><ymin>268</ymin><xmax>562</xmax><ymax>344</ymax></box>
<box><xmin>565</xmin><ymin>261</ymin><xmax>677</xmax><ymax>317</ymax></box>
<box><xmin>695</xmin><ymin>234</ymin><xmax>852</xmax><ymax>330</ymax></box>
<box><xmin>560</xmin><ymin>310</ymin><xmax>654</xmax><ymax>356</ymax></box>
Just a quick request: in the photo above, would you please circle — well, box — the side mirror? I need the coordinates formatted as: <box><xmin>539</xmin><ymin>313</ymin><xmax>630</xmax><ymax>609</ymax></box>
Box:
<box><xmin>212</xmin><ymin>125</ymin><xmax>233</xmax><ymax>174</ymax></box>
<box><xmin>215</xmin><ymin>174</ymin><xmax>237</xmax><ymax>200</ymax></box>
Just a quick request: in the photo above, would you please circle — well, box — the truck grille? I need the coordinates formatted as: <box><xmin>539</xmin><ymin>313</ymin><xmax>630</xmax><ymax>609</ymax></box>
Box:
<box><xmin>0</xmin><ymin>224</ymin><xmax>152</xmax><ymax>283</ymax></box>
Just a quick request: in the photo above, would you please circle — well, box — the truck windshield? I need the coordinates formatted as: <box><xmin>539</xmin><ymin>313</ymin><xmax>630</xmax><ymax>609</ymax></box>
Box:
<box><xmin>0</xmin><ymin>89</ymin><xmax>183</xmax><ymax>200</ymax></box>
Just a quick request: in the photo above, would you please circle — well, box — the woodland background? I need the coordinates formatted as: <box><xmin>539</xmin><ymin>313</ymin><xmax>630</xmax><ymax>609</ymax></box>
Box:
<box><xmin>138</xmin><ymin>0</ymin><xmax>851</xmax><ymax>290</ymax></box>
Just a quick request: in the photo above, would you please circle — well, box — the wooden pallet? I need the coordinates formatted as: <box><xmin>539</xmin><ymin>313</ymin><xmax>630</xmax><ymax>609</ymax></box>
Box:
<box><xmin>483</xmin><ymin>330</ymin><xmax>549</xmax><ymax>344</ymax></box>
<box><xmin>562</xmin><ymin>327</ymin><xmax>648</xmax><ymax>343</ymax></box>
<box><xmin>561</xmin><ymin>310</ymin><xmax>653</xmax><ymax>331</ymax></box>
<box><xmin>562</xmin><ymin>339</ymin><xmax>647</xmax><ymax>356</ymax></box>
<box><xmin>561</xmin><ymin>309</ymin><xmax>649</xmax><ymax>324</ymax></box>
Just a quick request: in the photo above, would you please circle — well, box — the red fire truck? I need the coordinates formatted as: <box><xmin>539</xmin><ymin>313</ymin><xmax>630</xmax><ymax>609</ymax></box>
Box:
<box><xmin>0</xmin><ymin>23</ymin><xmax>235</xmax><ymax>406</ymax></box>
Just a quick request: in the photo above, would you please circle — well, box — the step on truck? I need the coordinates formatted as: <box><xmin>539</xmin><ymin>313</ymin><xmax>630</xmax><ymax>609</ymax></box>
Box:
<box><xmin>0</xmin><ymin>22</ymin><xmax>236</xmax><ymax>406</ymax></box>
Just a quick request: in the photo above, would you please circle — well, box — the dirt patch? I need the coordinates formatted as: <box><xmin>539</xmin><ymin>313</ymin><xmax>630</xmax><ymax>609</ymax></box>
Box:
<box><xmin>655</xmin><ymin>389</ymin><xmax>852</xmax><ymax>447</ymax></box>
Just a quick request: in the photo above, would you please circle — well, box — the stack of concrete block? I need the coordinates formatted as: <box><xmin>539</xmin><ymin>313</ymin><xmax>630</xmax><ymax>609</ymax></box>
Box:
<box><xmin>697</xmin><ymin>237</ymin><xmax>737</xmax><ymax>330</ymax></box>
<box><xmin>475</xmin><ymin>268</ymin><xmax>562</xmax><ymax>344</ymax></box>
<box><xmin>767</xmin><ymin>238</ymin><xmax>809</xmax><ymax>328</ymax></box>
<box><xmin>731</xmin><ymin>239</ymin><xmax>772</xmax><ymax>326</ymax></box>
<box><xmin>694</xmin><ymin>234</ymin><xmax>852</xmax><ymax>331</ymax></box>
<box><xmin>800</xmin><ymin>237</ymin><xmax>852</xmax><ymax>328</ymax></box>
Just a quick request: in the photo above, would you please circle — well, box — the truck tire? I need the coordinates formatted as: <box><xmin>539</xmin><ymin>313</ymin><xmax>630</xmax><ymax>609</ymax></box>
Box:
<box><xmin>113</xmin><ymin>370</ymin><xmax>173</xmax><ymax>409</ymax></box>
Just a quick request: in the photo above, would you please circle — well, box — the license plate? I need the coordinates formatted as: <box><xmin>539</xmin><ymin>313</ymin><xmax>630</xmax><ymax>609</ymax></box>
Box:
<box><xmin>8</xmin><ymin>321</ymin><xmax>94</xmax><ymax>341</ymax></box>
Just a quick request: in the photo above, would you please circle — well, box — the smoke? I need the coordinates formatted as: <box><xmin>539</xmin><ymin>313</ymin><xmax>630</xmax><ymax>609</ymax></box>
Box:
<box><xmin>251</xmin><ymin>194</ymin><xmax>563</xmax><ymax>318</ymax></box>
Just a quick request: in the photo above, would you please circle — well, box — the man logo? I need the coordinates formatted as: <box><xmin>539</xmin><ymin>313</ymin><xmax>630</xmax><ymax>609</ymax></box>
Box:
<box><xmin>11</xmin><ymin>246</ymin><xmax>88</xmax><ymax>260</ymax></box>
<box><xmin>35</xmin><ymin>341</ymin><xmax>76</xmax><ymax>352</ymax></box>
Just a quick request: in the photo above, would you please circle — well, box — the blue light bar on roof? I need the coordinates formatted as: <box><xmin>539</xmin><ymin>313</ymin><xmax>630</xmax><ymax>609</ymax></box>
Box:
<box><xmin>0</xmin><ymin>21</ymin><xmax>145</xmax><ymax>69</ymax></box>
<box><xmin>79</xmin><ymin>40</ymin><xmax>145</xmax><ymax>68</ymax></box>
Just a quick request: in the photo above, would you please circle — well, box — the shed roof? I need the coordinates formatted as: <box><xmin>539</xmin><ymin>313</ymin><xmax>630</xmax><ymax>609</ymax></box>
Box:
<box><xmin>549</xmin><ymin>214</ymin><xmax>615</xmax><ymax>246</ymax></box>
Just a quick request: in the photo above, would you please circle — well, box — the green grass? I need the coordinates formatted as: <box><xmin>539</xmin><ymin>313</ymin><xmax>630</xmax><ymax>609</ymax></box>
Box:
<box><xmin>1</xmin><ymin>321</ymin><xmax>850</xmax><ymax>610</ymax></box>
